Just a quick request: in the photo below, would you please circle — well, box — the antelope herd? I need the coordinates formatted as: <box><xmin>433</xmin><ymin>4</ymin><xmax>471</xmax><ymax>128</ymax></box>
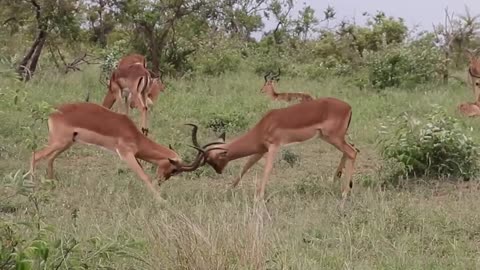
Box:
<box><xmin>29</xmin><ymin>49</ymin><xmax>480</xmax><ymax>203</ymax></box>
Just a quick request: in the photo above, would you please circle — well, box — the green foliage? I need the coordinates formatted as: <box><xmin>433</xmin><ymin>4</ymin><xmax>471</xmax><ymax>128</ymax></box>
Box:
<box><xmin>193</xmin><ymin>38</ymin><xmax>242</xmax><ymax>76</ymax></box>
<box><xmin>205</xmin><ymin>111</ymin><xmax>248</xmax><ymax>133</ymax></box>
<box><xmin>378</xmin><ymin>108</ymin><xmax>480</xmax><ymax>181</ymax></box>
<box><xmin>0</xmin><ymin>171</ymin><xmax>148</xmax><ymax>270</ymax></box>
<box><xmin>364</xmin><ymin>42</ymin><xmax>442</xmax><ymax>89</ymax></box>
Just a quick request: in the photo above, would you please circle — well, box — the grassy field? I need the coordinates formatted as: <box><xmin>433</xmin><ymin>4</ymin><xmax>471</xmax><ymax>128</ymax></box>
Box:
<box><xmin>2</xmin><ymin>68</ymin><xmax>480</xmax><ymax>269</ymax></box>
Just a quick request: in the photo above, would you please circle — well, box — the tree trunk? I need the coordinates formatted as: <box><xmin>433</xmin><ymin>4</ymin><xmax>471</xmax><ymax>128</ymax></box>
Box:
<box><xmin>17</xmin><ymin>30</ymin><xmax>47</xmax><ymax>81</ymax></box>
<box><xmin>442</xmin><ymin>51</ymin><xmax>449</xmax><ymax>84</ymax></box>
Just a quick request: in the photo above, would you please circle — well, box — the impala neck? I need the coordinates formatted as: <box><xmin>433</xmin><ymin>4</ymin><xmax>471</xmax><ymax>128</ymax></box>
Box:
<box><xmin>224</xmin><ymin>130</ymin><xmax>264</xmax><ymax>161</ymax></box>
<box><xmin>136</xmin><ymin>136</ymin><xmax>177</xmax><ymax>162</ymax></box>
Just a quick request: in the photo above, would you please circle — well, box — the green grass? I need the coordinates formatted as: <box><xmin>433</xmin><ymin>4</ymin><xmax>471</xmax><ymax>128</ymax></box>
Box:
<box><xmin>2</xmin><ymin>67</ymin><xmax>480</xmax><ymax>269</ymax></box>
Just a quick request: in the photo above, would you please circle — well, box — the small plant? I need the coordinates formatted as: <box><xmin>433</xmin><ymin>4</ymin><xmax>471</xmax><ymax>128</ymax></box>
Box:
<box><xmin>281</xmin><ymin>149</ymin><xmax>300</xmax><ymax>167</ymax></box>
<box><xmin>378</xmin><ymin>108</ymin><xmax>479</xmax><ymax>182</ymax></box>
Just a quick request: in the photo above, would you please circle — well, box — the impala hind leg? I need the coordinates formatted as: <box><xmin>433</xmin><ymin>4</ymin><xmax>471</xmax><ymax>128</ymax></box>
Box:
<box><xmin>46</xmin><ymin>143</ymin><xmax>73</xmax><ymax>179</ymax></box>
<box><xmin>232</xmin><ymin>153</ymin><xmax>264</xmax><ymax>188</ymax></box>
<box><xmin>30</xmin><ymin>141</ymin><xmax>72</xmax><ymax>178</ymax></box>
<box><xmin>256</xmin><ymin>145</ymin><xmax>279</xmax><ymax>200</ymax></box>
<box><xmin>140</xmin><ymin>105</ymin><xmax>149</xmax><ymax>136</ymax></box>
<box><xmin>322</xmin><ymin>137</ymin><xmax>357</xmax><ymax>201</ymax></box>
<box><xmin>332</xmin><ymin>154</ymin><xmax>347</xmax><ymax>182</ymax></box>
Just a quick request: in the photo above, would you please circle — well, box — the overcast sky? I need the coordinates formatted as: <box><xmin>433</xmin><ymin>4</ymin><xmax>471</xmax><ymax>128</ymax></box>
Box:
<box><xmin>260</xmin><ymin>0</ymin><xmax>480</xmax><ymax>36</ymax></box>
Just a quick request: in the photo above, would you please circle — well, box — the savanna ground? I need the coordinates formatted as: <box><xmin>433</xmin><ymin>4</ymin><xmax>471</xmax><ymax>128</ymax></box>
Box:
<box><xmin>2</xmin><ymin>68</ymin><xmax>480</xmax><ymax>269</ymax></box>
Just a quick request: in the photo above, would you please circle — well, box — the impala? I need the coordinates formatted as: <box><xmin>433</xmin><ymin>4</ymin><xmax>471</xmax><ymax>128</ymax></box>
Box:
<box><xmin>102</xmin><ymin>55</ymin><xmax>165</xmax><ymax>136</ymax></box>
<box><xmin>261</xmin><ymin>70</ymin><xmax>313</xmax><ymax>102</ymax></box>
<box><xmin>28</xmin><ymin>102</ymin><xmax>217</xmax><ymax>196</ymax></box>
<box><xmin>458</xmin><ymin>101</ymin><xmax>480</xmax><ymax>117</ymax></box>
<box><xmin>189</xmin><ymin>97</ymin><xmax>358</xmax><ymax>201</ymax></box>
<box><xmin>117</xmin><ymin>53</ymin><xmax>147</xmax><ymax>69</ymax></box>
<box><xmin>466</xmin><ymin>49</ymin><xmax>480</xmax><ymax>101</ymax></box>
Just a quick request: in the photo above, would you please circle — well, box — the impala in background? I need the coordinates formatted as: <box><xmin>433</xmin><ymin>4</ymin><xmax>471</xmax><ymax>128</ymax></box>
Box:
<box><xmin>466</xmin><ymin>49</ymin><xmax>480</xmax><ymax>102</ymax></box>
<box><xmin>261</xmin><ymin>69</ymin><xmax>313</xmax><ymax>103</ymax></box>
<box><xmin>102</xmin><ymin>54</ymin><xmax>165</xmax><ymax>136</ymax></box>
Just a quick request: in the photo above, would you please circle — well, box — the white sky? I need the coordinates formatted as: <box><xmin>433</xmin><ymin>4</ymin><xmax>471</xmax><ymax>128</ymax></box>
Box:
<box><xmin>258</xmin><ymin>0</ymin><xmax>480</xmax><ymax>37</ymax></box>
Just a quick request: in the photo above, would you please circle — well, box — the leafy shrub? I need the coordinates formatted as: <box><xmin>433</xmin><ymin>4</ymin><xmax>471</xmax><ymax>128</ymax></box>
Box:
<box><xmin>281</xmin><ymin>149</ymin><xmax>300</xmax><ymax>167</ymax></box>
<box><xmin>378</xmin><ymin>109</ymin><xmax>479</xmax><ymax>182</ymax></box>
<box><xmin>99</xmin><ymin>39</ymin><xmax>129</xmax><ymax>83</ymax></box>
<box><xmin>205</xmin><ymin>111</ymin><xmax>248</xmax><ymax>133</ymax></box>
<box><xmin>196</xmin><ymin>51</ymin><xmax>241</xmax><ymax>76</ymax></box>
<box><xmin>193</xmin><ymin>37</ymin><xmax>243</xmax><ymax>76</ymax></box>
<box><xmin>364</xmin><ymin>42</ymin><xmax>442</xmax><ymax>89</ymax></box>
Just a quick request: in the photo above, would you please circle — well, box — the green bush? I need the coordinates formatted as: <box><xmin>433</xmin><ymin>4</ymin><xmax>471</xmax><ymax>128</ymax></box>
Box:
<box><xmin>364</xmin><ymin>42</ymin><xmax>441</xmax><ymax>89</ymax></box>
<box><xmin>192</xmin><ymin>37</ymin><xmax>243</xmax><ymax>76</ymax></box>
<box><xmin>378</xmin><ymin>109</ymin><xmax>479</xmax><ymax>181</ymax></box>
<box><xmin>204</xmin><ymin>111</ymin><xmax>248</xmax><ymax>133</ymax></box>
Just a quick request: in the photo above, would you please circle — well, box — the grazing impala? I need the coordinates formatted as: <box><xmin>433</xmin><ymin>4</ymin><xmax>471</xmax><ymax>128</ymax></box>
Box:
<box><xmin>261</xmin><ymin>70</ymin><xmax>313</xmax><ymax>102</ymax></box>
<box><xmin>466</xmin><ymin>49</ymin><xmax>480</xmax><ymax>101</ymax></box>
<box><xmin>102</xmin><ymin>54</ymin><xmax>165</xmax><ymax>135</ymax></box>
<box><xmin>28</xmin><ymin>102</ymin><xmax>216</xmax><ymax>196</ymax></box>
<box><xmin>189</xmin><ymin>97</ymin><xmax>358</xmax><ymax>202</ymax></box>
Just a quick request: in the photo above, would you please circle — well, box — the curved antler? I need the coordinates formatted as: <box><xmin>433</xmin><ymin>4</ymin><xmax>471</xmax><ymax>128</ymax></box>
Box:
<box><xmin>264</xmin><ymin>71</ymin><xmax>272</xmax><ymax>82</ymax></box>
<box><xmin>185</xmin><ymin>123</ymin><xmax>200</xmax><ymax>147</ymax></box>
<box><xmin>272</xmin><ymin>68</ymin><xmax>281</xmax><ymax>80</ymax></box>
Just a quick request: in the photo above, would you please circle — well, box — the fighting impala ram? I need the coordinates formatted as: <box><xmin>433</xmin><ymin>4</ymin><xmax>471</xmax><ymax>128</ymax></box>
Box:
<box><xmin>466</xmin><ymin>49</ymin><xmax>480</xmax><ymax>101</ymax></box>
<box><xmin>261</xmin><ymin>70</ymin><xmax>313</xmax><ymax>102</ymax></box>
<box><xmin>27</xmin><ymin>102</ymin><xmax>220</xmax><ymax>197</ymax></box>
<box><xmin>189</xmin><ymin>97</ymin><xmax>358</xmax><ymax>202</ymax></box>
<box><xmin>102</xmin><ymin>54</ymin><xmax>165</xmax><ymax>136</ymax></box>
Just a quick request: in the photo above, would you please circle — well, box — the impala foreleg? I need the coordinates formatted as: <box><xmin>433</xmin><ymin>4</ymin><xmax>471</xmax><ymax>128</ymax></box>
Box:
<box><xmin>117</xmin><ymin>150</ymin><xmax>159</xmax><ymax>197</ymax></box>
<box><xmin>232</xmin><ymin>153</ymin><xmax>264</xmax><ymax>188</ymax></box>
<box><xmin>101</xmin><ymin>91</ymin><xmax>117</xmax><ymax>109</ymax></box>
<box><xmin>256</xmin><ymin>145</ymin><xmax>279</xmax><ymax>200</ymax></box>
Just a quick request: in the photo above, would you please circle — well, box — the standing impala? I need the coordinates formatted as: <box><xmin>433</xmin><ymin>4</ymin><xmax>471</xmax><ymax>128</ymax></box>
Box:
<box><xmin>466</xmin><ymin>49</ymin><xmax>480</xmax><ymax>101</ymax></box>
<box><xmin>102</xmin><ymin>54</ymin><xmax>165</xmax><ymax>136</ymax></box>
<box><xmin>261</xmin><ymin>70</ymin><xmax>313</xmax><ymax>103</ymax></box>
<box><xmin>28</xmin><ymin>102</ymin><xmax>216</xmax><ymax>196</ymax></box>
<box><xmin>189</xmin><ymin>97</ymin><xmax>358</xmax><ymax>201</ymax></box>
<box><xmin>117</xmin><ymin>53</ymin><xmax>147</xmax><ymax>69</ymax></box>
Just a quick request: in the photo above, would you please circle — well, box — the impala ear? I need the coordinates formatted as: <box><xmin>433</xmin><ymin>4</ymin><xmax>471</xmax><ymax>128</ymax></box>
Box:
<box><xmin>168</xmin><ymin>158</ymin><xmax>179</xmax><ymax>166</ymax></box>
<box><xmin>146</xmin><ymin>97</ymin><xmax>153</xmax><ymax>105</ymax></box>
<box><xmin>218</xmin><ymin>131</ymin><xmax>226</xmax><ymax>142</ymax></box>
<box><xmin>219</xmin><ymin>150</ymin><xmax>228</xmax><ymax>158</ymax></box>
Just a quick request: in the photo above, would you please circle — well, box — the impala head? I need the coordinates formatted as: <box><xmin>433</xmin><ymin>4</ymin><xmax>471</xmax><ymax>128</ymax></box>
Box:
<box><xmin>466</xmin><ymin>48</ymin><xmax>480</xmax><ymax>60</ymax></box>
<box><xmin>146</xmin><ymin>77</ymin><xmax>166</xmax><ymax>105</ymax></box>
<box><xmin>261</xmin><ymin>69</ymin><xmax>281</xmax><ymax>94</ymax></box>
<box><xmin>155</xmin><ymin>142</ymin><xmax>207</xmax><ymax>182</ymax></box>
<box><xmin>186</xmin><ymin>124</ymin><xmax>229</xmax><ymax>174</ymax></box>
